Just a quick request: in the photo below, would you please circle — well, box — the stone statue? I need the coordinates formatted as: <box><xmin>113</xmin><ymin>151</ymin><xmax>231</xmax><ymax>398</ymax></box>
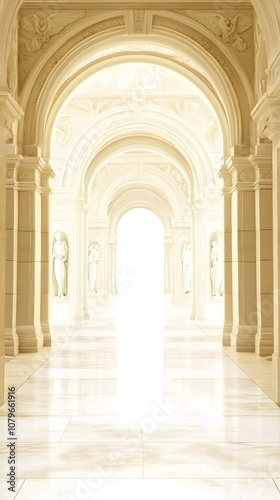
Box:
<box><xmin>88</xmin><ymin>241</ymin><xmax>100</xmax><ymax>293</ymax></box>
<box><xmin>210</xmin><ymin>238</ymin><xmax>223</xmax><ymax>297</ymax></box>
<box><xmin>182</xmin><ymin>242</ymin><xmax>192</xmax><ymax>294</ymax></box>
<box><xmin>52</xmin><ymin>232</ymin><xmax>68</xmax><ymax>297</ymax></box>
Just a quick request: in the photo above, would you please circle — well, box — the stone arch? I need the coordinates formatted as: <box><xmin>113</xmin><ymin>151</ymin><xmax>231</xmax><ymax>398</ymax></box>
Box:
<box><xmin>75</xmin><ymin>130</ymin><xmax>211</xmax><ymax>201</ymax></box>
<box><xmin>18</xmin><ymin>15</ymin><xmax>252</xmax><ymax>155</ymax></box>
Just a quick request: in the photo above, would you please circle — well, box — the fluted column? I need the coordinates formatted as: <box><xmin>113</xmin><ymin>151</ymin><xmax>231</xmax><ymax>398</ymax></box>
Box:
<box><xmin>227</xmin><ymin>147</ymin><xmax>257</xmax><ymax>352</ymax></box>
<box><xmin>190</xmin><ymin>201</ymin><xmax>207</xmax><ymax>321</ymax></box>
<box><xmin>16</xmin><ymin>153</ymin><xmax>44</xmax><ymax>352</ymax></box>
<box><xmin>253</xmin><ymin>143</ymin><xmax>273</xmax><ymax>356</ymax></box>
<box><xmin>218</xmin><ymin>167</ymin><xmax>233</xmax><ymax>345</ymax></box>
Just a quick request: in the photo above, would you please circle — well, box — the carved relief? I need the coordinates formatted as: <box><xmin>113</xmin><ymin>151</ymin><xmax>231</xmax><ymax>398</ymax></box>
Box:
<box><xmin>170</xmin><ymin>167</ymin><xmax>188</xmax><ymax>194</ymax></box>
<box><xmin>29</xmin><ymin>17</ymin><xmax>125</xmax><ymax>101</ymax></box>
<box><xmin>239</xmin><ymin>171</ymin><xmax>255</xmax><ymax>182</ymax></box>
<box><xmin>207</xmin><ymin>117</ymin><xmax>220</xmax><ymax>145</ymax></box>
<box><xmin>185</xmin><ymin>11</ymin><xmax>252</xmax><ymax>51</ymax></box>
<box><xmin>54</xmin><ymin>116</ymin><xmax>72</xmax><ymax>145</ymax></box>
<box><xmin>94</xmin><ymin>167</ymin><xmax>108</xmax><ymax>187</ymax></box>
<box><xmin>18</xmin><ymin>172</ymin><xmax>34</xmax><ymax>182</ymax></box>
<box><xmin>7</xmin><ymin>22</ymin><xmax>18</xmax><ymax>97</ymax></box>
<box><xmin>20</xmin><ymin>11</ymin><xmax>86</xmax><ymax>52</ymax></box>
<box><xmin>133</xmin><ymin>10</ymin><xmax>145</xmax><ymax>33</ymax></box>
<box><xmin>0</xmin><ymin>118</ymin><xmax>15</xmax><ymax>144</ymax></box>
<box><xmin>69</xmin><ymin>98</ymin><xmax>108</xmax><ymax>116</ymax></box>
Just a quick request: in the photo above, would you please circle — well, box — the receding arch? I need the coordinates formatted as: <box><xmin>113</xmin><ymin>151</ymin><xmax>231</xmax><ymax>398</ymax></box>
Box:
<box><xmin>20</xmin><ymin>24</ymin><xmax>249</xmax><ymax>155</ymax></box>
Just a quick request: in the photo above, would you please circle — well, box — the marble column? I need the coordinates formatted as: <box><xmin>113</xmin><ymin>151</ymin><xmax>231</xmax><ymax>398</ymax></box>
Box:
<box><xmin>5</xmin><ymin>155</ymin><xmax>20</xmax><ymax>356</ymax></box>
<box><xmin>227</xmin><ymin>147</ymin><xmax>257</xmax><ymax>352</ymax></box>
<box><xmin>16</xmin><ymin>153</ymin><xmax>44</xmax><ymax>352</ymax></box>
<box><xmin>190</xmin><ymin>201</ymin><xmax>207</xmax><ymax>321</ymax></box>
<box><xmin>40</xmin><ymin>163</ymin><xmax>55</xmax><ymax>346</ymax></box>
<box><xmin>253</xmin><ymin>143</ymin><xmax>273</xmax><ymax>356</ymax></box>
<box><xmin>218</xmin><ymin>168</ymin><xmax>233</xmax><ymax>345</ymax></box>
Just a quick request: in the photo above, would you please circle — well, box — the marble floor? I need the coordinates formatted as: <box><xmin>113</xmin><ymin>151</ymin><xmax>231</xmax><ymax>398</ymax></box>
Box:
<box><xmin>1</xmin><ymin>291</ymin><xmax>280</xmax><ymax>499</ymax></box>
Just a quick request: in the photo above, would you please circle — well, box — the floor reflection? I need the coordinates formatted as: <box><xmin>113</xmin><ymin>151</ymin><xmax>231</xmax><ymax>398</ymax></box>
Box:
<box><xmin>116</xmin><ymin>284</ymin><xmax>164</xmax><ymax>424</ymax></box>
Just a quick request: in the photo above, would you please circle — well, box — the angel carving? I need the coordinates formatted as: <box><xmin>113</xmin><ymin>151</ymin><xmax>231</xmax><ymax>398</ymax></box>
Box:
<box><xmin>186</xmin><ymin>11</ymin><xmax>253</xmax><ymax>51</ymax></box>
<box><xmin>20</xmin><ymin>11</ymin><xmax>86</xmax><ymax>52</ymax></box>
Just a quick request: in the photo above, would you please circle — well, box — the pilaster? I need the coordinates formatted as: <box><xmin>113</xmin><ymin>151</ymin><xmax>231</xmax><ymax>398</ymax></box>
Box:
<box><xmin>253</xmin><ymin>143</ymin><xmax>273</xmax><ymax>356</ymax></box>
<box><xmin>0</xmin><ymin>93</ymin><xmax>23</xmax><ymax>405</ymax></box>
<box><xmin>5</xmin><ymin>155</ymin><xmax>20</xmax><ymax>356</ymax></box>
<box><xmin>41</xmin><ymin>161</ymin><xmax>55</xmax><ymax>346</ymax></box>
<box><xmin>252</xmin><ymin>97</ymin><xmax>280</xmax><ymax>404</ymax></box>
<box><xmin>16</xmin><ymin>155</ymin><xmax>44</xmax><ymax>352</ymax></box>
<box><xmin>218</xmin><ymin>166</ymin><xmax>233</xmax><ymax>345</ymax></box>
<box><xmin>227</xmin><ymin>146</ymin><xmax>257</xmax><ymax>352</ymax></box>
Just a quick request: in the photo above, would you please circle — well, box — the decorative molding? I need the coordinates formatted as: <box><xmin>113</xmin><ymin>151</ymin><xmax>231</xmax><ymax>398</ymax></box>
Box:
<box><xmin>185</xmin><ymin>11</ymin><xmax>252</xmax><ymax>52</ymax></box>
<box><xmin>29</xmin><ymin>16</ymin><xmax>126</xmax><ymax>102</ymax></box>
<box><xmin>133</xmin><ymin>9</ymin><xmax>145</xmax><ymax>33</ymax></box>
<box><xmin>20</xmin><ymin>11</ymin><xmax>87</xmax><ymax>53</ymax></box>
<box><xmin>152</xmin><ymin>16</ymin><xmax>238</xmax><ymax>88</ymax></box>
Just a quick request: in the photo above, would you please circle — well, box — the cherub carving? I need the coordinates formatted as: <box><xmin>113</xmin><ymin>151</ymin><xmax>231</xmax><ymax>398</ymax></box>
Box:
<box><xmin>20</xmin><ymin>11</ymin><xmax>86</xmax><ymax>52</ymax></box>
<box><xmin>185</xmin><ymin>11</ymin><xmax>253</xmax><ymax>51</ymax></box>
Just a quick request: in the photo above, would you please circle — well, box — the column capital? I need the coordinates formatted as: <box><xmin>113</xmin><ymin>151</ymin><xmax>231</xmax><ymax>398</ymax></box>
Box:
<box><xmin>226</xmin><ymin>157</ymin><xmax>255</xmax><ymax>190</ymax></box>
<box><xmin>218</xmin><ymin>165</ymin><xmax>232</xmax><ymax>192</ymax></box>
<box><xmin>41</xmin><ymin>158</ymin><xmax>55</xmax><ymax>192</ymax></box>
<box><xmin>18</xmin><ymin>155</ymin><xmax>45</xmax><ymax>191</ymax></box>
<box><xmin>252</xmin><ymin>95</ymin><xmax>280</xmax><ymax>141</ymax></box>
<box><xmin>252</xmin><ymin>143</ymin><xmax>272</xmax><ymax>186</ymax></box>
<box><xmin>6</xmin><ymin>153</ymin><xmax>21</xmax><ymax>185</ymax></box>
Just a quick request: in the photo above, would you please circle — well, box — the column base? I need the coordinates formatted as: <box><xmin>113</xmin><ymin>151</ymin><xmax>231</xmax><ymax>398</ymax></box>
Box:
<box><xmin>272</xmin><ymin>354</ymin><xmax>280</xmax><ymax>406</ymax></box>
<box><xmin>231</xmin><ymin>324</ymin><xmax>257</xmax><ymax>352</ymax></box>
<box><xmin>17</xmin><ymin>325</ymin><xmax>44</xmax><ymax>353</ymax></box>
<box><xmin>5</xmin><ymin>327</ymin><xmax>19</xmax><ymax>356</ymax></box>
<box><xmin>223</xmin><ymin>321</ymin><xmax>232</xmax><ymax>334</ymax></box>
<box><xmin>223</xmin><ymin>332</ymin><xmax>231</xmax><ymax>346</ymax></box>
<box><xmin>41</xmin><ymin>321</ymin><xmax>52</xmax><ymax>347</ymax></box>
<box><xmin>255</xmin><ymin>328</ymin><xmax>274</xmax><ymax>356</ymax></box>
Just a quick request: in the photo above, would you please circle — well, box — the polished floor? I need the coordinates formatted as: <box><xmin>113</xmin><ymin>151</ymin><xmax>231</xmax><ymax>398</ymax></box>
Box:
<box><xmin>1</xmin><ymin>290</ymin><xmax>280</xmax><ymax>499</ymax></box>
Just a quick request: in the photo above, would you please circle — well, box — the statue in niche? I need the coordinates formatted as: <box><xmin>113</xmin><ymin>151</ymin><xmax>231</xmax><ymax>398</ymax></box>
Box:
<box><xmin>88</xmin><ymin>241</ymin><xmax>100</xmax><ymax>293</ymax></box>
<box><xmin>210</xmin><ymin>238</ymin><xmax>223</xmax><ymax>297</ymax></box>
<box><xmin>52</xmin><ymin>232</ymin><xmax>68</xmax><ymax>297</ymax></box>
<box><xmin>182</xmin><ymin>242</ymin><xmax>192</xmax><ymax>294</ymax></box>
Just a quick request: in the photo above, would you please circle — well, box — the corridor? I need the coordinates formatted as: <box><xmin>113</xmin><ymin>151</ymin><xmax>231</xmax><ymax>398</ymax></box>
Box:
<box><xmin>1</xmin><ymin>295</ymin><xmax>280</xmax><ymax>500</ymax></box>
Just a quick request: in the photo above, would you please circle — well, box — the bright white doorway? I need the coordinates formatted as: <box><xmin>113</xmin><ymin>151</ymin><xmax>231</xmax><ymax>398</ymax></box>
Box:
<box><xmin>115</xmin><ymin>208</ymin><xmax>165</xmax><ymax>423</ymax></box>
